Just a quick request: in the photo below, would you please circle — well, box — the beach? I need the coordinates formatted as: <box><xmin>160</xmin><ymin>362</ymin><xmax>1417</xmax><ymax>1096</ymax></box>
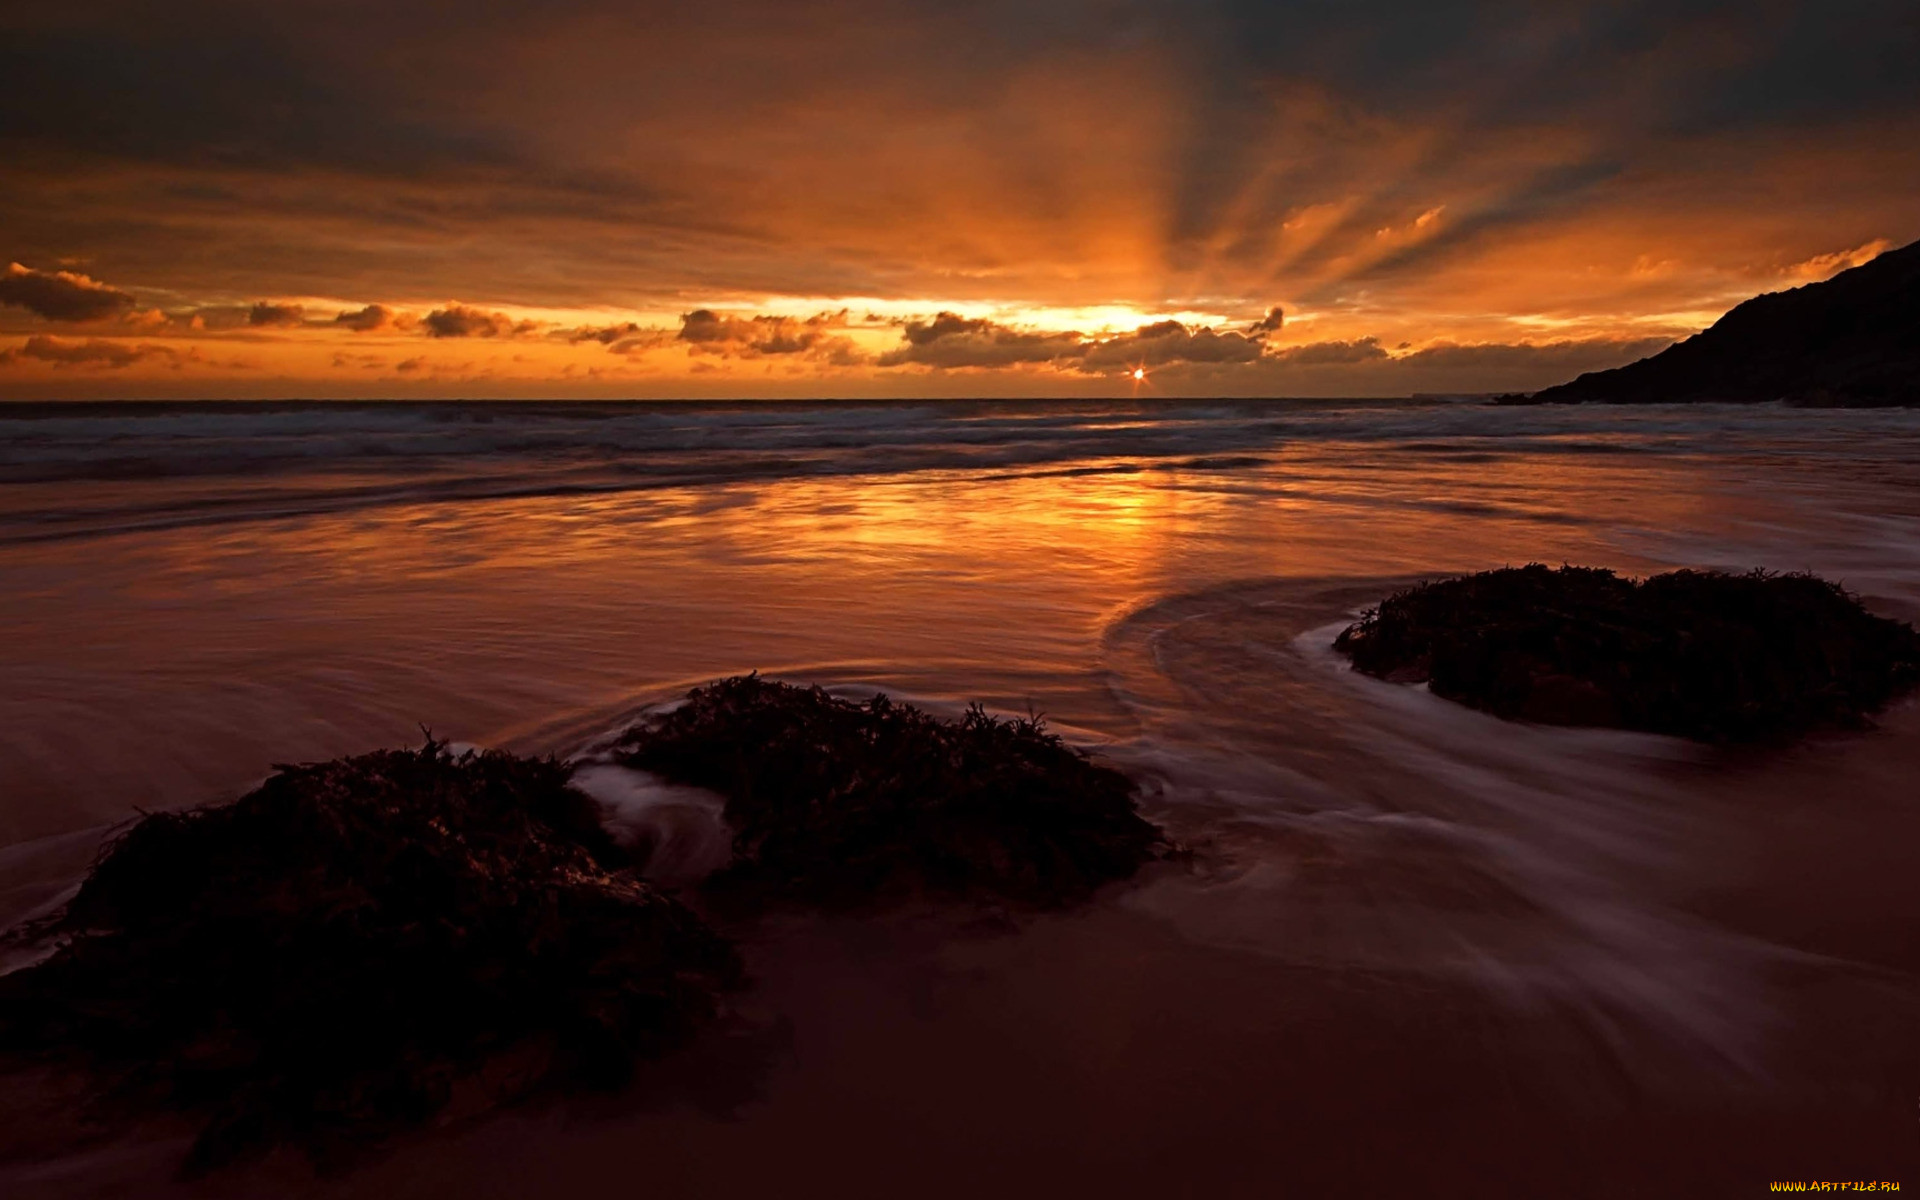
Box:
<box><xmin>3</xmin><ymin>398</ymin><xmax>1919</xmax><ymax>1195</ymax></box>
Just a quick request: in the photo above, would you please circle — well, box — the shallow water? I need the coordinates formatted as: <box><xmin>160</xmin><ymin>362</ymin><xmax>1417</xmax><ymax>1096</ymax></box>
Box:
<box><xmin>3</xmin><ymin>398</ymin><xmax>1919</xmax><ymax>1195</ymax></box>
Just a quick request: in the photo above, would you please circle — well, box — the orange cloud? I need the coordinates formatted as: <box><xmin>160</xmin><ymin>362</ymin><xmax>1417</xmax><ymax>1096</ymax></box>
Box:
<box><xmin>1784</xmin><ymin>239</ymin><xmax>1894</xmax><ymax>281</ymax></box>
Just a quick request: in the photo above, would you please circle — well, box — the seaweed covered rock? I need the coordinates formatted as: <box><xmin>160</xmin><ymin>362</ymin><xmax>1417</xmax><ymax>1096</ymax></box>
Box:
<box><xmin>0</xmin><ymin>743</ymin><xmax>739</xmax><ymax>1172</ymax></box>
<box><xmin>615</xmin><ymin>676</ymin><xmax>1163</xmax><ymax>907</ymax></box>
<box><xmin>1334</xmin><ymin>565</ymin><xmax>1920</xmax><ymax>741</ymax></box>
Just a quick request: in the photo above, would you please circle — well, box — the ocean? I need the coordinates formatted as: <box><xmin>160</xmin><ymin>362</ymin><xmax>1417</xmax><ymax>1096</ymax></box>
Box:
<box><xmin>3</xmin><ymin>397</ymin><xmax>1919</xmax><ymax>1195</ymax></box>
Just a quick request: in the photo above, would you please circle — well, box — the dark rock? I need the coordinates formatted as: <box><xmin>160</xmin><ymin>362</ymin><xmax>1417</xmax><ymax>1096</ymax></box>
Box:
<box><xmin>1526</xmin><ymin>239</ymin><xmax>1920</xmax><ymax>407</ymax></box>
<box><xmin>615</xmin><ymin>675</ymin><xmax>1165</xmax><ymax>908</ymax></box>
<box><xmin>0</xmin><ymin>743</ymin><xmax>739</xmax><ymax>1173</ymax></box>
<box><xmin>1333</xmin><ymin>565</ymin><xmax>1920</xmax><ymax>742</ymax></box>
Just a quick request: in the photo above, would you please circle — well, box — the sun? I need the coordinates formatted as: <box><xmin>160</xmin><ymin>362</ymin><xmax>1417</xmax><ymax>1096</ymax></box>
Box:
<box><xmin>1131</xmin><ymin>368</ymin><xmax>1146</xmax><ymax>381</ymax></box>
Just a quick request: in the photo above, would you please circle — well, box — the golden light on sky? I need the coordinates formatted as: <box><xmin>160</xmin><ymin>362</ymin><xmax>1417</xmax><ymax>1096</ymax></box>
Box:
<box><xmin>1</xmin><ymin>1</ymin><xmax>1915</xmax><ymax>399</ymax></box>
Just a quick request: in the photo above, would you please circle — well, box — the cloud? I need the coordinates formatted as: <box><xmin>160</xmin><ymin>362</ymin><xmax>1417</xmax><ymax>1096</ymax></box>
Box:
<box><xmin>1784</xmin><ymin>239</ymin><xmax>1893</xmax><ymax>281</ymax></box>
<box><xmin>4</xmin><ymin>2</ymin><xmax>1917</xmax><ymax>400</ymax></box>
<box><xmin>248</xmin><ymin>301</ymin><xmax>306</xmax><ymax>327</ymax></box>
<box><xmin>677</xmin><ymin>308</ymin><xmax>859</xmax><ymax>360</ymax></box>
<box><xmin>0</xmin><ymin>15</ymin><xmax>516</xmax><ymax>177</ymax></box>
<box><xmin>555</xmin><ymin>320</ymin><xmax>677</xmax><ymax>354</ymax></box>
<box><xmin>1392</xmin><ymin>337</ymin><xmax>1672</xmax><ymax>371</ymax></box>
<box><xmin>1248</xmin><ymin>306</ymin><xmax>1286</xmax><ymax>335</ymax></box>
<box><xmin>387</xmin><ymin>355</ymin><xmax>481</xmax><ymax>380</ymax></box>
<box><xmin>334</xmin><ymin>304</ymin><xmax>415</xmax><ymax>333</ymax></box>
<box><xmin>0</xmin><ymin>334</ymin><xmax>188</xmax><ymax>369</ymax></box>
<box><xmin>172</xmin><ymin>307</ymin><xmax>249</xmax><ymax>331</ymax></box>
<box><xmin>1271</xmin><ymin>337</ymin><xmax>1390</xmax><ymax>365</ymax></box>
<box><xmin>0</xmin><ymin>263</ymin><xmax>137</xmax><ymax>322</ymax></box>
<box><xmin>879</xmin><ymin>313</ymin><xmax>1298</xmax><ymax>372</ymax></box>
<box><xmin>422</xmin><ymin>303</ymin><xmax>538</xmax><ymax>339</ymax></box>
<box><xmin>7</xmin><ymin>7</ymin><xmax>1918</xmax><ymax>373</ymax></box>
<box><xmin>877</xmin><ymin>312</ymin><xmax>1088</xmax><ymax>368</ymax></box>
<box><xmin>1077</xmin><ymin>320</ymin><xmax>1266</xmax><ymax>370</ymax></box>
<box><xmin>563</xmin><ymin>321</ymin><xmax>644</xmax><ymax>344</ymax></box>
<box><xmin>111</xmin><ymin>302</ymin><xmax>307</xmax><ymax>332</ymax></box>
<box><xmin>874</xmin><ymin>311</ymin><xmax>1312</xmax><ymax>374</ymax></box>
<box><xmin>1041</xmin><ymin>333</ymin><xmax>1690</xmax><ymax>397</ymax></box>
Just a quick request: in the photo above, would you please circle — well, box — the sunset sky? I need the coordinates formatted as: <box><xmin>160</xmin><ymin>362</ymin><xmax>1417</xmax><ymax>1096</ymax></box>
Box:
<box><xmin>3</xmin><ymin>0</ymin><xmax>1916</xmax><ymax>399</ymax></box>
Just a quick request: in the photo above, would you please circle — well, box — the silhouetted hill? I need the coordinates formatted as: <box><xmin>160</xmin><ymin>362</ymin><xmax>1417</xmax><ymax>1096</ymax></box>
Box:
<box><xmin>1524</xmin><ymin>239</ymin><xmax>1920</xmax><ymax>406</ymax></box>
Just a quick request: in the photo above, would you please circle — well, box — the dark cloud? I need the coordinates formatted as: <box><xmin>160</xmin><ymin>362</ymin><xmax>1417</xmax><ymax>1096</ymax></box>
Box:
<box><xmin>554</xmin><ymin>321</ymin><xmax>675</xmax><ymax>354</ymax></box>
<box><xmin>0</xmin><ymin>262</ymin><xmax>137</xmax><ymax>322</ymax></box>
<box><xmin>0</xmin><ymin>334</ymin><xmax>186</xmax><ymax>369</ymax></box>
<box><xmin>879</xmin><ymin>314</ymin><xmax>1272</xmax><ymax>372</ymax></box>
<box><xmin>1078</xmin><ymin>321</ymin><xmax>1266</xmax><ymax>370</ymax></box>
<box><xmin>334</xmin><ymin>304</ymin><xmax>414</xmax><ymax>333</ymax></box>
<box><xmin>901</xmin><ymin>312</ymin><xmax>994</xmax><ymax>345</ymax></box>
<box><xmin>1065</xmin><ymin>333</ymin><xmax>1697</xmax><ymax>397</ymax></box>
<box><xmin>1248</xmin><ymin>306</ymin><xmax>1285</xmax><ymax>335</ymax></box>
<box><xmin>421</xmin><ymin>303</ymin><xmax>536</xmax><ymax>339</ymax></box>
<box><xmin>678</xmin><ymin>308</ymin><xmax>856</xmax><ymax>359</ymax></box>
<box><xmin>1198</xmin><ymin>0</ymin><xmax>1920</xmax><ymax>133</ymax></box>
<box><xmin>320</xmin><ymin>301</ymin><xmax>536</xmax><ymax>339</ymax></box>
<box><xmin>1136</xmin><ymin>0</ymin><xmax>1919</xmax><ymax>278</ymax></box>
<box><xmin>679</xmin><ymin>309</ymin><xmax>757</xmax><ymax>347</ymax></box>
<box><xmin>1271</xmin><ymin>337</ymin><xmax>1390</xmax><ymax>365</ymax></box>
<box><xmin>136</xmin><ymin>300</ymin><xmax>318</xmax><ymax>332</ymax></box>
<box><xmin>610</xmin><ymin>335</ymin><xmax>669</xmax><ymax>356</ymax></box>
<box><xmin>563</xmin><ymin>321</ymin><xmax>643</xmax><ymax>345</ymax></box>
<box><xmin>248</xmin><ymin>301</ymin><xmax>305</xmax><ymax>327</ymax></box>
<box><xmin>878</xmin><ymin>313</ymin><xmax>1089</xmax><ymax>368</ymax></box>
<box><xmin>0</xmin><ymin>12</ymin><xmax>516</xmax><ymax>176</ymax></box>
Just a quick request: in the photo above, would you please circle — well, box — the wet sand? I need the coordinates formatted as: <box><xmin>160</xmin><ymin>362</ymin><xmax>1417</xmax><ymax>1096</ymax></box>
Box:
<box><xmin>3</xmin><ymin>400</ymin><xmax>1919</xmax><ymax>1195</ymax></box>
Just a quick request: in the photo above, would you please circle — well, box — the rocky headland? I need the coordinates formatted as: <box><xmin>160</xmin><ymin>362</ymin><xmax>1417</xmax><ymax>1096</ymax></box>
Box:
<box><xmin>1517</xmin><ymin>238</ymin><xmax>1920</xmax><ymax>406</ymax></box>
